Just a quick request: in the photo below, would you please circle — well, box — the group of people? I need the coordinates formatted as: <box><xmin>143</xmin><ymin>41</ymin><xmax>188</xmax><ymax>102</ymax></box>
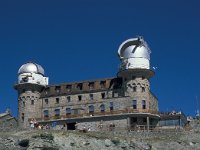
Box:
<box><xmin>29</xmin><ymin>119</ymin><xmax>50</xmax><ymax>129</ymax></box>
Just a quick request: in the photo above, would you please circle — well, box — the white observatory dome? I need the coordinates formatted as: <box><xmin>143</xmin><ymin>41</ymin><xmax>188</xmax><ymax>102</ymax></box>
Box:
<box><xmin>18</xmin><ymin>62</ymin><xmax>45</xmax><ymax>75</ymax></box>
<box><xmin>17</xmin><ymin>62</ymin><xmax>48</xmax><ymax>86</ymax></box>
<box><xmin>118</xmin><ymin>37</ymin><xmax>151</xmax><ymax>60</ymax></box>
<box><xmin>118</xmin><ymin>37</ymin><xmax>151</xmax><ymax>70</ymax></box>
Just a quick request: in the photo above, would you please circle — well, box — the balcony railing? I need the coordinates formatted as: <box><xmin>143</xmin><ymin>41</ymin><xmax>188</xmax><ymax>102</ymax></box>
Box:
<box><xmin>29</xmin><ymin>108</ymin><xmax>159</xmax><ymax>122</ymax></box>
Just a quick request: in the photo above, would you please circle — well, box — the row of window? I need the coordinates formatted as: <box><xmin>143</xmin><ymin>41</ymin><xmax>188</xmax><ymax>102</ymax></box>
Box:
<box><xmin>44</xmin><ymin>93</ymin><xmax>106</xmax><ymax>105</ymax></box>
<box><xmin>43</xmin><ymin>100</ymin><xmax>146</xmax><ymax>117</ymax></box>
<box><xmin>130</xmin><ymin>86</ymin><xmax>146</xmax><ymax>92</ymax></box>
<box><xmin>43</xmin><ymin>102</ymin><xmax>114</xmax><ymax>117</ymax></box>
<box><xmin>132</xmin><ymin>100</ymin><xmax>146</xmax><ymax>109</ymax></box>
<box><xmin>45</xmin><ymin>81</ymin><xmax>107</xmax><ymax>94</ymax></box>
<box><xmin>24</xmin><ymin>99</ymin><xmax>146</xmax><ymax>111</ymax></box>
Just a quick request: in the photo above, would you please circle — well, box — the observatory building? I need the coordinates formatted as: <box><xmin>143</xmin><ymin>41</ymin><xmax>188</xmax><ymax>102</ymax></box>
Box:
<box><xmin>14</xmin><ymin>37</ymin><xmax>160</xmax><ymax>130</ymax></box>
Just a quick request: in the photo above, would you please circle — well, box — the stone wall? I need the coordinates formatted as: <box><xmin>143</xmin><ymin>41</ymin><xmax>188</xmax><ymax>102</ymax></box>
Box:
<box><xmin>0</xmin><ymin>114</ymin><xmax>17</xmax><ymax>130</ymax></box>
<box><xmin>77</xmin><ymin>118</ymin><xmax>128</xmax><ymax>131</ymax></box>
<box><xmin>40</xmin><ymin>84</ymin><xmax>158</xmax><ymax>119</ymax></box>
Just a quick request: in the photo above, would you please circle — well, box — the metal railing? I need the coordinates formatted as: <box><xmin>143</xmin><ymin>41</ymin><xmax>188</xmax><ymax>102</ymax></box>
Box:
<box><xmin>29</xmin><ymin>108</ymin><xmax>159</xmax><ymax>122</ymax></box>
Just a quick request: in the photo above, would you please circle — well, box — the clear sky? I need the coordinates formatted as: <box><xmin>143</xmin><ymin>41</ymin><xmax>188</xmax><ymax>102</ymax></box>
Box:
<box><xmin>0</xmin><ymin>0</ymin><xmax>200</xmax><ymax>117</ymax></box>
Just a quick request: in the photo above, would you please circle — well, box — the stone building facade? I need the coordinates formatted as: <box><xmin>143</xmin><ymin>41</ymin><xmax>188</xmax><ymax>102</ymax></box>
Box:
<box><xmin>14</xmin><ymin>37</ymin><xmax>160</xmax><ymax>130</ymax></box>
<box><xmin>0</xmin><ymin>111</ymin><xmax>17</xmax><ymax>130</ymax></box>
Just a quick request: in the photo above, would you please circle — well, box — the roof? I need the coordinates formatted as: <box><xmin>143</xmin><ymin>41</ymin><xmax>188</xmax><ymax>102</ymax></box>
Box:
<box><xmin>0</xmin><ymin>112</ymin><xmax>10</xmax><ymax>118</ymax></box>
<box><xmin>41</xmin><ymin>77</ymin><xmax>123</xmax><ymax>98</ymax></box>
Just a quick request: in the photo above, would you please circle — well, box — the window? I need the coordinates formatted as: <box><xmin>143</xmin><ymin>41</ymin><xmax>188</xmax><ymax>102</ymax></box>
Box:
<box><xmin>142</xmin><ymin>87</ymin><xmax>145</xmax><ymax>92</ymax></box>
<box><xmin>90</xmin><ymin>94</ymin><xmax>93</xmax><ymax>100</ymax></box>
<box><xmin>45</xmin><ymin>87</ymin><xmax>50</xmax><ymax>95</ymax></box>
<box><xmin>100</xmin><ymin>81</ymin><xmax>106</xmax><ymax>89</ymax></box>
<box><xmin>66</xmin><ymin>108</ymin><xmax>71</xmax><ymax>115</ymax></box>
<box><xmin>89</xmin><ymin>105</ymin><xmax>94</xmax><ymax>113</ymax></box>
<box><xmin>89</xmin><ymin>82</ymin><xmax>94</xmax><ymax>90</ymax></box>
<box><xmin>56</xmin><ymin>98</ymin><xmax>59</xmax><ymax>104</ymax></box>
<box><xmin>45</xmin><ymin>91</ymin><xmax>48</xmax><ymax>95</ymax></box>
<box><xmin>66</xmin><ymin>85</ymin><xmax>72</xmax><ymax>92</ymax></box>
<box><xmin>44</xmin><ymin>110</ymin><xmax>49</xmax><ymax>117</ymax></box>
<box><xmin>142</xmin><ymin>100</ymin><xmax>146</xmax><ymax>109</ymax></box>
<box><xmin>113</xmin><ymin>92</ymin><xmax>118</xmax><ymax>98</ymax></box>
<box><xmin>73</xmin><ymin>109</ymin><xmax>79</xmax><ymax>114</ymax></box>
<box><xmin>67</xmin><ymin>96</ymin><xmax>71</xmax><ymax>102</ymax></box>
<box><xmin>100</xmin><ymin>104</ymin><xmax>105</xmax><ymax>112</ymax></box>
<box><xmin>132</xmin><ymin>100</ymin><xmax>137</xmax><ymax>109</ymax></box>
<box><xmin>133</xmin><ymin>87</ymin><xmax>136</xmax><ymax>92</ymax></box>
<box><xmin>21</xmin><ymin>113</ymin><xmax>24</xmax><ymax>121</ymax></box>
<box><xmin>78</xmin><ymin>95</ymin><xmax>82</xmax><ymax>101</ymax></box>
<box><xmin>77</xmin><ymin>83</ymin><xmax>83</xmax><ymax>90</ymax></box>
<box><xmin>110</xmin><ymin>102</ymin><xmax>114</xmax><ymax>111</ymax></box>
<box><xmin>23</xmin><ymin>101</ymin><xmax>25</xmax><ymax>107</ymax></box>
<box><xmin>101</xmin><ymin>93</ymin><xmax>105</xmax><ymax>99</ymax></box>
<box><xmin>55</xmin><ymin>109</ymin><xmax>60</xmax><ymax>116</ymax></box>
<box><xmin>45</xmin><ymin>99</ymin><xmax>48</xmax><ymax>104</ymax></box>
<box><xmin>55</xmin><ymin>86</ymin><xmax>61</xmax><ymax>93</ymax></box>
<box><xmin>31</xmin><ymin>100</ymin><xmax>34</xmax><ymax>105</ymax></box>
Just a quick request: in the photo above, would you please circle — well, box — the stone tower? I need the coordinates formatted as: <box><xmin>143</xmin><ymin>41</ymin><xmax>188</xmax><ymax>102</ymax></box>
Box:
<box><xmin>14</xmin><ymin>62</ymin><xmax>49</xmax><ymax>128</ymax></box>
<box><xmin>117</xmin><ymin>37</ymin><xmax>158</xmax><ymax>113</ymax></box>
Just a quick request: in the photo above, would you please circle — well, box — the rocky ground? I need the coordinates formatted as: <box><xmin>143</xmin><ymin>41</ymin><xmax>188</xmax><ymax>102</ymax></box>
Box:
<box><xmin>1</xmin><ymin>119</ymin><xmax>200</xmax><ymax>150</ymax></box>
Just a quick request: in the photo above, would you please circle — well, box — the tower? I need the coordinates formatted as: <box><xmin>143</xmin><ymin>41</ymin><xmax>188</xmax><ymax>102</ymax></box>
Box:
<box><xmin>14</xmin><ymin>62</ymin><xmax>49</xmax><ymax>128</ymax></box>
<box><xmin>117</xmin><ymin>36</ymin><xmax>158</xmax><ymax>115</ymax></box>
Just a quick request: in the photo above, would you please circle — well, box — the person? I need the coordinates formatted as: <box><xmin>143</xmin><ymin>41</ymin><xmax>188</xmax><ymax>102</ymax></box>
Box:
<box><xmin>45</xmin><ymin>124</ymin><xmax>50</xmax><ymax>129</ymax></box>
<box><xmin>38</xmin><ymin>124</ymin><xmax>41</xmax><ymax>129</ymax></box>
<box><xmin>30</xmin><ymin>119</ymin><xmax>34</xmax><ymax>129</ymax></box>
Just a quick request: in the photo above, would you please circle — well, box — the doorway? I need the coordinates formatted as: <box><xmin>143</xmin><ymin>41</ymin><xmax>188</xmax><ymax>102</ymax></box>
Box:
<box><xmin>67</xmin><ymin>122</ymin><xmax>76</xmax><ymax>130</ymax></box>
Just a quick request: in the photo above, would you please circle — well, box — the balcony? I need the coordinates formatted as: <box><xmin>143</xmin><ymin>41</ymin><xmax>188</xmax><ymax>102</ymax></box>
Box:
<box><xmin>30</xmin><ymin>108</ymin><xmax>159</xmax><ymax>122</ymax></box>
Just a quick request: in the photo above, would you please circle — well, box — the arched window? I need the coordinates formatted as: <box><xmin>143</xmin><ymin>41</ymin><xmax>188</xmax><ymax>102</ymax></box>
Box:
<box><xmin>44</xmin><ymin>110</ymin><xmax>49</xmax><ymax>117</ymax></box>
<box><xmin>100</xmin><ymin>104</ymin><xmax>105</xmax><ymax>112</ymax></box>
<box><xmin>89</xmin><ymin>105</ymin><xmax>94</xmax><ymax>113</ymax></box>
<box><xmin>142</xmin><ymin>87</ymin><xmax>145</xmax><ymax>92</ymax></box>
<box><xmin>66</xmin><ymin>108</ymin><xmax>71</xmax><ymax>115</ymax></box>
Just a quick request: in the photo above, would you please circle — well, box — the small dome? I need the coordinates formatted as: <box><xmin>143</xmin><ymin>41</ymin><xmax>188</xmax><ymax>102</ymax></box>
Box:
<box><xmin>118</xmin><ymin>37</ymin><xmax>151</xmax><ymax>60</ymax></box>
<box><xmin>18</xmin><ymin>62</ymin><xmax>45</xmax><ymax>75</ymax></box>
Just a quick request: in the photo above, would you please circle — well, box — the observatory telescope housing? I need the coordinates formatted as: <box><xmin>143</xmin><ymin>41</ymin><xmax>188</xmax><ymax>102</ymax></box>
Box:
<box><xmin>118</xmin><ymin>36</ymin><xmax>151</xmax><ymax>70</ymax></box>
<box><xmin>18</xmin><ymin>62</ymin><xmax>48</xmax><ymax>86</ymax></box>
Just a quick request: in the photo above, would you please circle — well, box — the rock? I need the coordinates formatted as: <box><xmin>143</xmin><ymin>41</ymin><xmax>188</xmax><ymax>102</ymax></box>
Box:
<box><xmin>105</xmin><ymin>139</ymin><xmax>112</xmax><ymax>147</ymax></box>
<box><xmin>189</xmin><ymin>142</ymin><xmax>194</xmax><ymax>146</ymax></box>
<box><xmin>121</xmin><ymin>143</ymin><xmax>128</xmax><ymax>149</ymax></box>
<box><xmin>18</xmin><ymin>139</ymin><xmax>29</xmax><ymax>148</ymax></box>
<box><xmin>143</xmin><ymin>143</ymin><xmax>152</xmax><ymax>150</ymax></box>
<box><xmin>70</xmin><ymin>141</ymin><xmax>75</xmax><ymax>147</ymax></box>
<box><xmin>111</xmin><ymin>138</ymin><xmax>120</xmax><ymax>145</ymax></box>
<box><xmin>83</xmin><ymin>140</ymin><xmax>90</xmax><ymax>146</ymax></box>
<box><xmin>0</xmin><ymin>143</ymin><xmax>6</xmax><ymax>150</ymax></box>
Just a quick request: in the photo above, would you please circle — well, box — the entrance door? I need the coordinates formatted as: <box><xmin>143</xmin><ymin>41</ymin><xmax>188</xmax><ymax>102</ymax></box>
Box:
<box><xmin>67</xmin><ymin>122</ymin><xmax>76</xmax><ymax>130</ymax></box>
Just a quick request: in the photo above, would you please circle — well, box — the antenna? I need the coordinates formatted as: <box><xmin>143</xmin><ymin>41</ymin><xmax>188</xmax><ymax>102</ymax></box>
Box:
<box><xmin>196</xmin><ymin>96</ymin><xmax>200</xmax><ymax>117</ymax></box>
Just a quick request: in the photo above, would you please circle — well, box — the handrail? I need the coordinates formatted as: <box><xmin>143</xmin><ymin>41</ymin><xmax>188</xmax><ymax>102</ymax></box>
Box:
<box><xmin>29</xmin><ymin>108</ymin><xmax>159</xmax><ymax>122</ymax></box>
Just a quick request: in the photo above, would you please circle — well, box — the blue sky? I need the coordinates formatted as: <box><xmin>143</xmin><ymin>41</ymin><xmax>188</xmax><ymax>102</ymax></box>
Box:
<box><xmin>0</xmin><ymin>0</ymin><xmax>200</xmax><ymax>117</ymax></box>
